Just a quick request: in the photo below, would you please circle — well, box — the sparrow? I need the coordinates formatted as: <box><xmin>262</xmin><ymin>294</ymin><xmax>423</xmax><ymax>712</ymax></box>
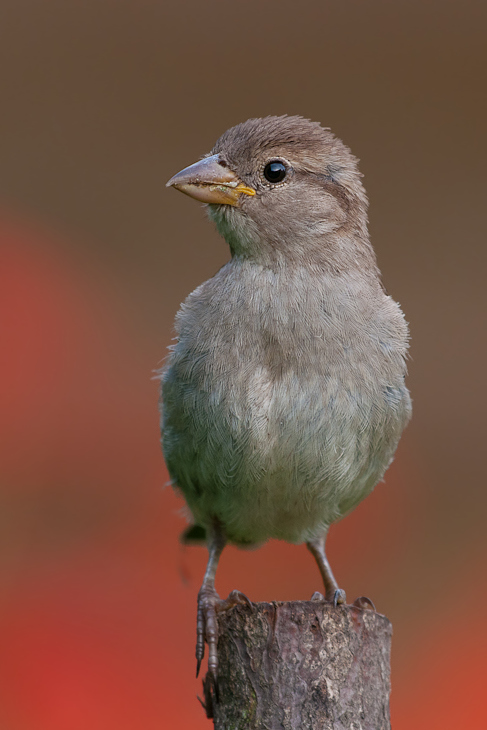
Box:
<box><xmin>161</xmin><ymin>116</ymin><xmax>411</xmax><ymax>681</ymax></box>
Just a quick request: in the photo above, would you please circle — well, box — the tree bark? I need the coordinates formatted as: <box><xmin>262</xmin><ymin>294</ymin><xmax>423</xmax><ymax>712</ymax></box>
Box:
<box><xmin>202</xmin><ymin>600</ymin><xmax>392</xmax><ymax>730</ymax></box>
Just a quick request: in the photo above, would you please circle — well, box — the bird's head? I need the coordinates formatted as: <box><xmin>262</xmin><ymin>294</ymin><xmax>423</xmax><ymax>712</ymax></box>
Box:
<box><xmin>166</xmin><ymin>116</ymin><xmax>369</xmax><ymax>264</ymax></box>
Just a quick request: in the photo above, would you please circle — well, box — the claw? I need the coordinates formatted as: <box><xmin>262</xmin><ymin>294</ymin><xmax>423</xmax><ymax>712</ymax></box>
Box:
<box><xmin>311</xmin><ymin>591</ymin><xmax>325</xmax><ymax>601</ymax></box>
<box><xmin>210</xmin><ymin>671</ymin><xmax>220</xmax><ymax>703</ymax></box>
<box><xmin>201</xmin><ymin>672</ymin><xmax>218</xmax><ymax>719</ymax></box>
<box><xmin>218</xmin><ymin>589</ymin><xmax>253</xmax><ymax>613</ymax></box>
<box><xmin>353</xmin><ymin>595</ymin><xmax>376</xmax><ymax>611</ymax></box>
<box><xmin>333</xmin><ymin>588</ymin><xmax>347</xmax><ymax>607</ymax></box>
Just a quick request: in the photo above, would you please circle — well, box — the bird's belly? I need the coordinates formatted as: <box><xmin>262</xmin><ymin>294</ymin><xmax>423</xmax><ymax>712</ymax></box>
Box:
<box><xmin>162</xmin><ymin>362</ymin><xmax>409</xmax><ymax>545</ymax></box>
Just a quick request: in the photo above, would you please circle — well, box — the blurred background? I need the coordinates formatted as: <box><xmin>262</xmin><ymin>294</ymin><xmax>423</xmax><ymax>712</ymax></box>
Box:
<box><xmin>0</xmin><ymin>1</ymin><xmax>486</xmax><ymax>727</ymax></box>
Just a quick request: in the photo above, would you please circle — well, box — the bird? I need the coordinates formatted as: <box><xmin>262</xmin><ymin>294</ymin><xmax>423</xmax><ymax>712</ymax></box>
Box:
<box><xmin>161</xmin><ymin>115</ymin><xmax>411</xmax><ymax>682</ymax></box>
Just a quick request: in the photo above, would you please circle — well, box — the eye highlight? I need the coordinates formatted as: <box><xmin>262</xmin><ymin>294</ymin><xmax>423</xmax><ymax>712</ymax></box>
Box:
<box><xmin>263</xmin><ymin>160</ymin><xmax>287</xmax><ymax>184</ymax></box>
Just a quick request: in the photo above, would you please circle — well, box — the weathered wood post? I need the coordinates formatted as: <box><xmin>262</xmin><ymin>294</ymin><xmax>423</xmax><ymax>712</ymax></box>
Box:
<box><xmin>202</xmin><ymin>600</ymin><xmax>392</xmax><ymax>730</ymax></box>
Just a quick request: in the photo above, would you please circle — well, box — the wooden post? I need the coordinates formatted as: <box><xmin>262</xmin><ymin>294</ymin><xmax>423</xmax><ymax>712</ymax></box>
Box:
<box><xmin>201</xmin><ymin>600</ymin><xmax>392</xmax><ymax>730</ymax></box>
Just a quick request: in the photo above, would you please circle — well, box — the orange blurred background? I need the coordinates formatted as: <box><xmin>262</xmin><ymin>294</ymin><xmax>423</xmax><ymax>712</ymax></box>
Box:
<box><xmin>0</xmin><ymin>2</ymin><xmax>486</xmax><ymax>728</ymax></box>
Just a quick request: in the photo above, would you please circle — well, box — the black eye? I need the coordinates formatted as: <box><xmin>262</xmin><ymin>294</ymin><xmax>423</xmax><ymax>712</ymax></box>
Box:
<box><xmin>263</xmin><ymin>160</ymin><xmax>287</xmax><ymax>183</ymax></box>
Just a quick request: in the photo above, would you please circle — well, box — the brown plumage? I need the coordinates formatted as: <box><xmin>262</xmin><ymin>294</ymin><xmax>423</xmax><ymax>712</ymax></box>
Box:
<box><xmin>162</xmin><ymin>115</ymin><xmax>411</xmax><ymax>681</ymax></box>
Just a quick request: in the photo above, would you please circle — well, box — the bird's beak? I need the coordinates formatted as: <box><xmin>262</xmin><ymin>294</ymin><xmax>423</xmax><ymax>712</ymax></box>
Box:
<box><xmin>166</xmin><ymin>154</ymin><xmax>256</xmax><ymax>206</ymax></box>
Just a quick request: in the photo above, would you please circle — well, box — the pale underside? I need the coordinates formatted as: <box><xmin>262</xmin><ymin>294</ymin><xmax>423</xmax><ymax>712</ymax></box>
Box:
<box><xmin>161</xmin><ymin>259</ymin><xmax>411</xmax><ymax>545</ymax></box>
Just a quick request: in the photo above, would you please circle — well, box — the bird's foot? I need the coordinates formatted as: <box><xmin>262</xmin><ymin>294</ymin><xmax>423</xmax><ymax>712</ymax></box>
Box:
<box><xmin>352</xmin><ymin>595</ymin><xmax>376</xmax><ymax>611</ymax></box>
<box><xmin>196</xmin><ymin>588</ymin><xmax>253</xmax><ymax>682</ymax></box>
<box><xmin>309</xmin><ymin>590</ymin><xmax>375</xmax><ymax>610</ymax></box>
<box><xmin>196</xmin><ymin>586</ymin><xmax>220</xmax><ymax>681</ymax></box>
<box><xmin>309</xmin><ymin>589</ymin><xmax>347</xmax><ymax>606</ymax></box>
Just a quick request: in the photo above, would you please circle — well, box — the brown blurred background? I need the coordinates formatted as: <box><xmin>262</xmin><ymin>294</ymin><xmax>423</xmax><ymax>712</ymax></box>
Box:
<box><xmin>0</xmin><ymin>1</ymin><xmax>486</xmax><ymax>728</ymax></box>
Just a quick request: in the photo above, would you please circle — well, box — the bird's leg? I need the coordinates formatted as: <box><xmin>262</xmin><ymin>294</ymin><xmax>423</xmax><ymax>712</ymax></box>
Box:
<box><xmin>307</xmin><ymin>532</ymin><xmax>347</xmax><ymax>606</ymax></box>
<box><xmin>196</xmin><ymin>525</ymin><xmax>226</xmax><ymax>680</ymax></box>
<box><xmin>196</xmin><ymin>525</ymin><xmax>253</xmax><ymax>687</ymax></box>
